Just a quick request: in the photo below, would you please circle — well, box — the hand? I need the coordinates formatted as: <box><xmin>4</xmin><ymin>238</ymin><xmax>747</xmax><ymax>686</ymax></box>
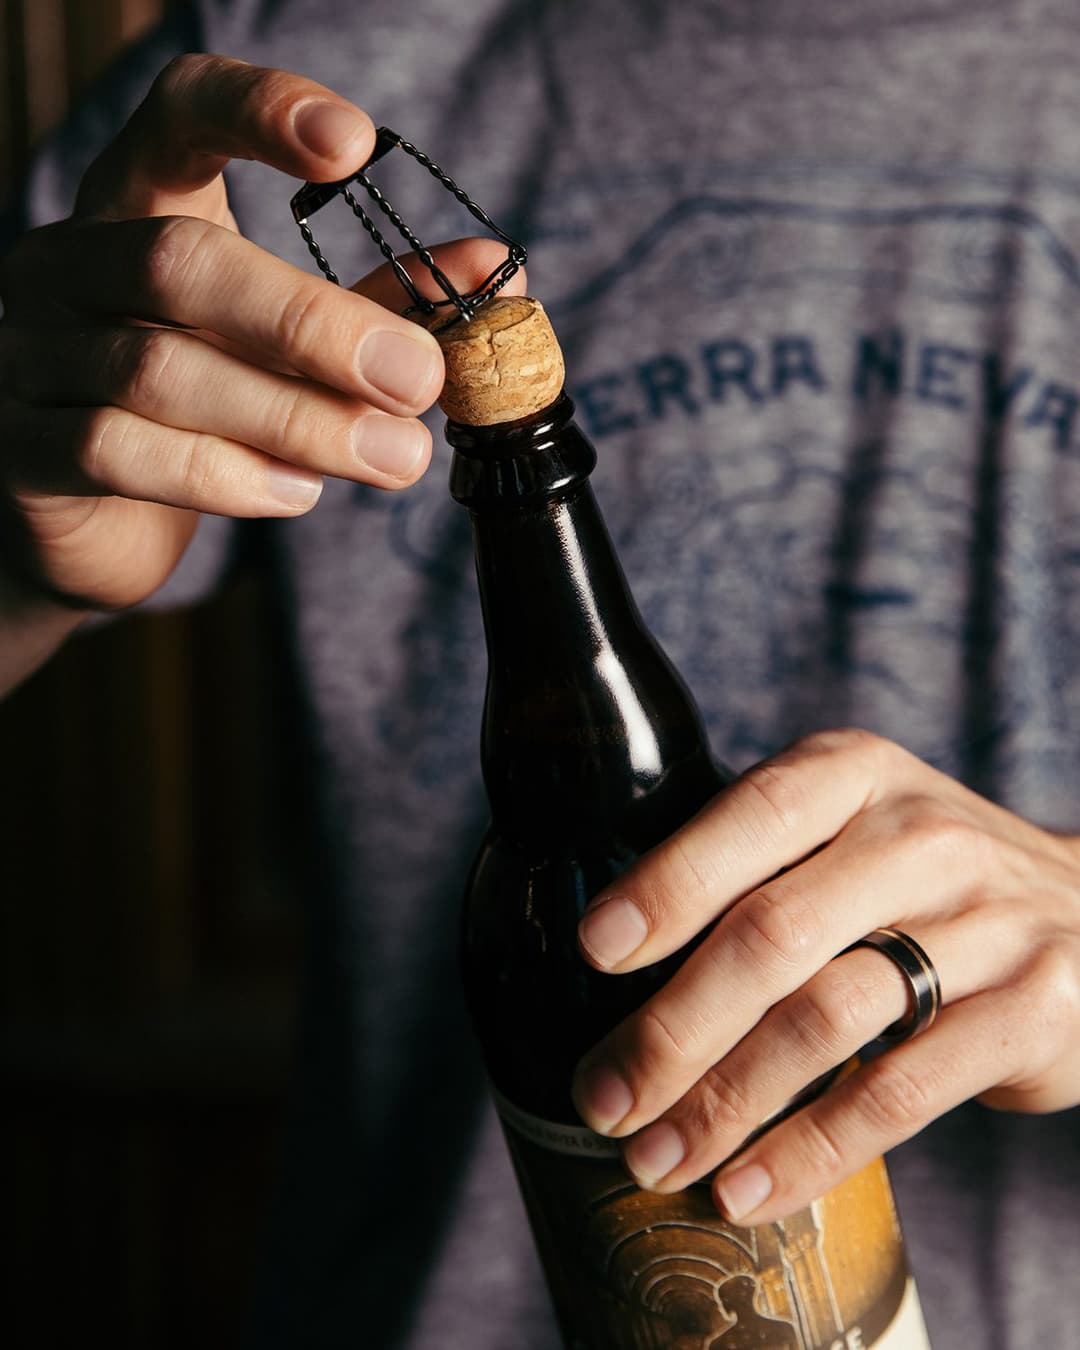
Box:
<box><xmin>0</xmin><ymin>54</ymin><xmax>518</xmax><ymax>613</ymax></box>
<box><xmin>571</xmin><ymin>728</ymin><xmax>1080</xmax><ymax>1224</ymax></box>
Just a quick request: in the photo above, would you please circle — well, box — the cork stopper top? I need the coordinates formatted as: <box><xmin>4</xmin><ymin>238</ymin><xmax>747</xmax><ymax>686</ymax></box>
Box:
<box><xmin>425</xmin><ymin>296</ymin><xmax>565</xmax><ymax>426</ymax></box>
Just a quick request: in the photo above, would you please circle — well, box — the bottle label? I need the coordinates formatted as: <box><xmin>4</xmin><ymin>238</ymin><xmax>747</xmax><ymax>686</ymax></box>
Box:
<box><xmin>492</xmin><ymin>1089</ymin><xmax>931</xmax><ymax>1350</ymax></box>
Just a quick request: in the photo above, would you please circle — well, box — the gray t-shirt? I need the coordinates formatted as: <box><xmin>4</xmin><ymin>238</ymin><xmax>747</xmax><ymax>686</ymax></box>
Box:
<box><xmin>18</xmin><ymin>1</ymin><xmax>1080</xmax><ymax>1346</ymax></box>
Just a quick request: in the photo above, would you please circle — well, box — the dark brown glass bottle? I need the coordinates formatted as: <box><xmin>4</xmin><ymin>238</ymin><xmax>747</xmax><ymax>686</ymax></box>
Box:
<box><xmin>445</xmin><ymin>300</ymin><xmax>928</xmax><ymax>1350</ymax></box>
<box><xmin>451</xmin><ymin>389</ymin><xmax>727</xmax><ymax>1121</ymax></box>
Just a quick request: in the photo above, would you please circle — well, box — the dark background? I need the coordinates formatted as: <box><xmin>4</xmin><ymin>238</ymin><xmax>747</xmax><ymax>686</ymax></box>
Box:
<box><xmin>1</xmin><ymin>3</ymin><xmax>303</xmax><ymax>1343</ymax></box>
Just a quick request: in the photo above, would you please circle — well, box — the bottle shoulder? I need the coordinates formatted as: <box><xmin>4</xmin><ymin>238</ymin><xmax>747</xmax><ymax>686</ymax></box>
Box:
<box><xmin>461</xmin><ymin>830</ymin><xmax>681</xmax><ymax>1121</ymax></box>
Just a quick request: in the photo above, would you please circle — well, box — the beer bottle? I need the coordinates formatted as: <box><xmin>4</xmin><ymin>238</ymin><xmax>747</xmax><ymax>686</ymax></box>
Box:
<box><xmin>439</xmin><ymin>296</ymin><xmax>930</xmax><ymax>1349</ymax></box>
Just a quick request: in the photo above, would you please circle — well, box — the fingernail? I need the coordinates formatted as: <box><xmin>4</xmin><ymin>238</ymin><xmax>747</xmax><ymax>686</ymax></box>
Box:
<box><xmin>353</xmin><ymin>415</ymin><xmax>427</xmax><ymax>480</ymax></box>
<box><xmin>579</xmin><ymin>897</ymin><xmax>648</xmax><ymax>969</ymax></box>
<box><xmin>714</xmin><ymin>1162</ymin><xmax>773</xmax><ymax>1222</ymax></box>
<box><xmin>266</xmin><ymin>465</ymin><xmax>323</xmax><ymax>510</ymax></box>
<box><xmin>294</xmin><ymin>102</ymin><xmax>368</xmax><ymax>159</ymax></box>
<box><xmin>572</xmin><ymin>1063</ymin><xmax>634</xmax><ymax>1134</ymax></box>
<box><xmin>624</xmin><ymin>1122</ymin><xmax>686</xmax><ymax>1188</ymax></box>
<box><xmin>357</xmin><ymin>330</ymin><xmax>441</xmax><ymax>407</ymax></box>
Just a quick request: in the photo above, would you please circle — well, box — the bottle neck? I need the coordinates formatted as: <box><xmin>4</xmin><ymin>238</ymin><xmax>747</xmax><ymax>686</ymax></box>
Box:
<box><xmin>449</xmin><ymin>397</ymin><xmax>721</xmax><ymax>853</ymax></box>
<box><xmin>448</xmin><ymin>394</ymin><xmax>593</xmax><ymax>508</ymax></box>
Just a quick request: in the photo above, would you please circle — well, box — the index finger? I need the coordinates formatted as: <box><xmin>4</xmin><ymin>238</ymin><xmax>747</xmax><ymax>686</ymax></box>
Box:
<box><xmin>76</xmin><ymin>54</ymin><xmax>375</xmax><ymax>219</ymax></box>
<box><xmin>577</xmin><ymin>729</ymin><xmax>905</xmax><ymax>973</ymax></box>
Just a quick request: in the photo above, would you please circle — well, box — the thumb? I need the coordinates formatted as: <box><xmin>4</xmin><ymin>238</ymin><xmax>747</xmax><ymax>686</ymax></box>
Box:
<box><xmin>76</xmin><ymin>54</ymin><xmax>374</xmax><ymax>221</ymax></box>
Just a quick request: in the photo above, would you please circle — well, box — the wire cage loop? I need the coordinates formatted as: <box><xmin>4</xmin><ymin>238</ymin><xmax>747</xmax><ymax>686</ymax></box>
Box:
<box><xmin>289</xmin><ymin>127</ymin><xmax>527</xmax><ymax>331</ymax></box>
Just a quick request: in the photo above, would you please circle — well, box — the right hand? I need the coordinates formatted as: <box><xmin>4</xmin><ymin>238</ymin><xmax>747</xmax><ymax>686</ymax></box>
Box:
<box><xmin>0</xmin><ymin>54</ymin><xmax>504</xmax><ymax>612</ymax></box>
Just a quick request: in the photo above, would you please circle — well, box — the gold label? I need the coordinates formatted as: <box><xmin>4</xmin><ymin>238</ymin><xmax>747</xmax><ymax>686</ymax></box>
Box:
<box><xmin>494</xmin><ymin>1092</ymin><xmax>931</xmax><ymax>1350</ymax></box>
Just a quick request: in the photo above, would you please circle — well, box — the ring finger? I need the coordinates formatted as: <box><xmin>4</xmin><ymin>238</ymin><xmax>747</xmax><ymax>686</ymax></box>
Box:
<box><xmin>572</xmin><ymin>804</ymin><xmax>967</xmax><ymax>1140</ymax></box>
<box><xmin>3</xmin><ymin>399</ymin><xmax>325</xmax><ymax>516</ymax></box>
<box><xmin>620</xmin><ymin>916</ymin><xmax>988</xmax><ymax>1194</ymax></box>
<box><xmin>708</xmin><ymin>975</ymin><xmax>1047</xmax><ymax>1225</ymax></box>
<box><xmin>2</xmin><ymin>325</ymin><xmax>431</xmax><ymax>487</ymax></box>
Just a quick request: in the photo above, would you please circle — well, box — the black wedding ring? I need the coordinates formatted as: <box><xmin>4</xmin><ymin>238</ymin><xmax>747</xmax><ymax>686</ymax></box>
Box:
<box><xmin>846</xmin><ymin>927</ymin><xmax>943</xmax><ymax>1044</ymax></box>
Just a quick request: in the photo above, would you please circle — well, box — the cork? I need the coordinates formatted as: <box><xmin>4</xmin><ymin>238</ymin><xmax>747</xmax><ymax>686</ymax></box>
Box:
<box><xmin>425</xmin><ymin>296</ymin><xmax>565</xmax><ymax>426</ymax></box>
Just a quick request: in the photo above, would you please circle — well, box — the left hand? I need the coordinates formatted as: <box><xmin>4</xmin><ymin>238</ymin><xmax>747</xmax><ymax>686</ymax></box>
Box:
<box><xmin>570</xmin><ymin>728</ymin><xmax>1080</xmax><ymax>1225</ymax></box>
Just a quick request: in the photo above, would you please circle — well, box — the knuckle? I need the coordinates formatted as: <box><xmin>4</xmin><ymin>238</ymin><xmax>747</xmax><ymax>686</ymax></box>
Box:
<box><xmin>738</xmin><ymin>758</ymin><xmax>811</xmax><ymax>836</ymax></box>
<box><xmin>152</xmin><ymin>52</ymin><xmax>215</xmax><ymax>105</ymax></box>
<box><xmin>272</xmin><ymin>381</ymin><xmax>315</xmax><ymax>457</ymax></box>
<box><xmin>883</xmin><ymin>792</ymin><xmax>940</xmax><ymax>839</ymax></box>
<box><xmin>275</xmin><ymin>283</ymin><xmax>335</xmax><ymax>362</ymax></box>
<box><xmin>1021</xmin><ymin>944</ymin><xmax>1080</xmax><ymax>1048</ymax></box>
<box><xmin>137</xmin><ymin>216</ymin><xmax>211</xmax><ymax>308</ymax></box>
<box><xmin>889</xmin><ymin>794</ymin><xmax>989</xmax><ymax>871</ymax></box>
<box><xmin>857</xmin><ymin>1058</ymin><xmax>933</xmax><ymax>1135</ymax></box>
<box><xmin>789</xmin><ymin>972</ymin><xmax>872</xmax><ymax>1061</ymax></box>
<box><xmin>175</xmin><ymin>431</ymin><xmax>214</xmax><ymax>503</ymax></box>
<box><xmin>798</xmin><ymin>726</ymin><xmax>889</xmax><ymax>762</ymax></box>
<box><xmin>794</xmin><ymin>1112</ymin><xmax>846</xmax><ymax>1184</ymax></box>
<box><xmin>235</xmin><ymin>65</ymin><xmax>301</xmax><ymax>132</ymax></box>
<box><xmin>734</xmin><ymin>885</ymin><xmax>823</xmax><ymax>971</ymax></box>
<box><xmin>644</xmin><ymin>834</ymin><xmax>722</xmax><ymax>921</ymax></box>
<box><xmin>106</xmin><ymin>328</ymin><xmax>179</xmax><ymax>414</ymax></box>
<box><xmin>74</xmin><ymin>407</ymin><xmax>120</xmax><ymax>485</ymax></box>
<box><xmin>794</xmin><ymin>727</ymin><xmax>902</xmax><ymax>792</ymax></box>
<box><xmin>636</xmin><ymin>1002</ymin><xmax>695</xmax><ymax>1070</ymax></box>
<box><xmin>692</xmin><ymin>1071</ymin><xmax>753</xmax><ymax>1139</ymax></box>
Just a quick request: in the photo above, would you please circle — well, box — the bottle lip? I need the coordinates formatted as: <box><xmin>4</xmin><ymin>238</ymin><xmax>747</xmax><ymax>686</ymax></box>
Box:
<box><xmin>447</xmin><ymin>394</ymin><xmax>596</xmax><ymax>509</ymax></box>
<box><xmin>444</xmin><ymin>393</ymin><xmax>575</xmax><ymax>457</ymax></box>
